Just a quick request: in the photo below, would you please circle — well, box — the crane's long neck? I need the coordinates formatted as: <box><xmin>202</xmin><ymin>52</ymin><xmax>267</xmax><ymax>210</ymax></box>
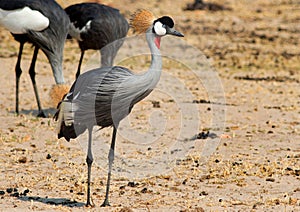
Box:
<box><xmin>144</xmin><ymin>30</ymin><xmax>162</xmax><ymax>89</ymax></box>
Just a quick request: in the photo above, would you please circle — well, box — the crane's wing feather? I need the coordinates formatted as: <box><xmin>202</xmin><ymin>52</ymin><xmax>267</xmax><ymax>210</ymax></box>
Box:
<box><xmin>65</xmin><ymin>66</ymin><xmax>132</xmax><ymax>127</ymax></box>
<box><xmin>64</xmin><ymin>65</ymin><xmax>152</xmax><ymax>129</ymax></box>
<box><xmin>57</xmin><ymin>64</ymin><xmax>155</xmax><ymax>141</ymax></box>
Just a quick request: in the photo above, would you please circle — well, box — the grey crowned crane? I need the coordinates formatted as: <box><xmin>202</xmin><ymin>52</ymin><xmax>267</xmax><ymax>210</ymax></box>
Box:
<box><xmin>65</xmin><ymin>2</ymin><xmax>129</xmax><ymax>79</ymax></box>
<box><xmin>0</xmin><ymin>0</ymin><xmax>70</xmax><ymax>117</ymax></box>
<box><xmin>55</xmin><ymin>9</ymin><xmax>184</xmax><ymax>207</ymax></box>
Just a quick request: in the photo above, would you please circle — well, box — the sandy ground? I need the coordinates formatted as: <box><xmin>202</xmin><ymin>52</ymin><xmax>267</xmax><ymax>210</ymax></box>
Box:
<box><xmin>0</xmin><ymin>0</ymin><xmax>299</xmax><ymax>211</ymax></box>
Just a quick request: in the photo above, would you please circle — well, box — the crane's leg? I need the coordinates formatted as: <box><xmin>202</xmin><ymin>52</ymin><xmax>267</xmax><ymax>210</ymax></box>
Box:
<box><xmin>28</xmin><ymin>47</ymin><xmax>46</xmax><ymax>118</ymax></box>
<box><xmin>75</xmin><ymin>51</ymin><xmax>85</xmax><ymax>79</ymax></box>
<box><xmin>15</xmin><ymin>42</ymin><xmax>24</xmax><ymax>115</ymax></box>
<box><xmin>86</xmin><ymin>126</ymin><xmax>94</xmax><ymax>207</ymax></box>
<box><xmin>101</xmin><ymin>126</ymin><xmax>118</xmax><ymax>207</ymax></box>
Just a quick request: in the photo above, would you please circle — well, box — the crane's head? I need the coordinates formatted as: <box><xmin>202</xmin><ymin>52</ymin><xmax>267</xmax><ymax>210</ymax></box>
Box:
<box><xmin>130</xmin><ymin>9</ymin><xmax>184</xmax><ymax>37</ymax></box>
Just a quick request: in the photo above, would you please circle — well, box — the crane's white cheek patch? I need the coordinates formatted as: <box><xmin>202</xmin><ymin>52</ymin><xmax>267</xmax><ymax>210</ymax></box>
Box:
<box><xmin>154</xmin><ymin>21</ymin><xmax>166</xmax><ymax>36</ymax></box>
<box><xmin>0</xmin><ymin>7</ymin><xmax>49</xmax><ymax>34</ymax></box>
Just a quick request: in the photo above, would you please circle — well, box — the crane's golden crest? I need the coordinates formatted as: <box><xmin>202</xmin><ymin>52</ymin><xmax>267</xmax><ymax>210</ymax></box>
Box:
<box><xmin>130</xmin><ymin>9</ymin><xmax>156</xmax><ymax>34</ymax></box>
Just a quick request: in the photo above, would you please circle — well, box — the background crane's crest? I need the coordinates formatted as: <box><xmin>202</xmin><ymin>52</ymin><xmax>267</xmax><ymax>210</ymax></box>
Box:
<box><xmin>130</xmin><ymin>9</ymin><xmax>156</xmax><ymax>34</ymax></box>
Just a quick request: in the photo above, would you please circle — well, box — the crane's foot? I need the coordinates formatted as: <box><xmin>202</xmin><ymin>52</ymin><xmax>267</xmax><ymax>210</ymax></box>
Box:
<box><xmin>37</xmin><ymin>111</ymin><xmax>46</xmax><ymax>118</ymax></box>
<box><xmin>100</xmin><ymin>199</ymin><xmax>110</xmax><ymax>207</ymax></box>
<box><xmin>85</xmin><ymin>200</ymin><xmax>93</xmax><ymax>207</ymax></box>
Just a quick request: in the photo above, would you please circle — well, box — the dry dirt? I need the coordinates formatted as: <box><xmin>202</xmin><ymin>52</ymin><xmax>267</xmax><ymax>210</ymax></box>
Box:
<box><xmin>0</xmin><ymin>0</ymin><xmax>299</xmax><ymax>211</ymax></box>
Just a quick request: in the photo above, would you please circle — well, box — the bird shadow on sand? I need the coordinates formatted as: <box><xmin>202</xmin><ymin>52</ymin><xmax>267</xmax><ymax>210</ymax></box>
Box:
<box><xmin>9</xmin><ymin>108</ymin><xmax>57</xmax><ymax>118</ymax></box>
<box><xmin>17</xmin><ymin>196</ymin><xmax>85</xmax><ymax>207</ymax></box>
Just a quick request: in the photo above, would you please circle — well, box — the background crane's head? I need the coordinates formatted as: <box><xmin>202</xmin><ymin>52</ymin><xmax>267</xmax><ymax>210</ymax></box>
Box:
<box><xmin>130</xmin><ymin>9</ymin><xmax>184</xmax><ymax>37</ymax></box>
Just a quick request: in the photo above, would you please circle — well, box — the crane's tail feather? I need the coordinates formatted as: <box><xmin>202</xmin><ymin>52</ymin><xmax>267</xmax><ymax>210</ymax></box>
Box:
<box><xmin>54</xmin><ymin>96</ymin><xmax>85</xmax><ymax>141</ymax></box>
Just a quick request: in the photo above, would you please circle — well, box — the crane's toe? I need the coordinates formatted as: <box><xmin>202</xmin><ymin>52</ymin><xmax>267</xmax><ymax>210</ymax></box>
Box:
<box><xmin>37</xmin><ymin>111</ymin><xmax>46</xmax><ymax>118</ymax></box>
<box><xmin>100</xmin><ymin>199</ymin><xmax>110</xmax><ymax>207</ymax></box>
<box><xmin>85</xmin><ymin>201</ymin><xmax>94</xmax><ymax>207</ymax></box>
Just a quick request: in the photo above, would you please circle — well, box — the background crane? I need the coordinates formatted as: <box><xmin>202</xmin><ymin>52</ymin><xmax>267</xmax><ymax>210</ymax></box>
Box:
<box><xmin>0</xmin><ymin>0</ymin><xmax>70</xmax><ymax>117</ymax></box>
<box><xmin>185</xmin><ymin>0</ymin><xmax>229</xmax><ymax>11</ymax></box>
<box><xmin>65</xmin><ymin>2</ymin><xmax>129</xmax><ymax>79</ymax></box>
<box><xmin>54</xmin><ymin>9</ymin><xmax>184</xmax><ymax>207</ymax></box>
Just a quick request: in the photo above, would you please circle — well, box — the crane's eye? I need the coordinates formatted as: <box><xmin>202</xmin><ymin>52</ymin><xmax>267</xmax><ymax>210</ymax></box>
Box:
<box><xmin>154</xmin><ymin>21</ymin><xmax>166</xmax><ymax>36</ymax></box>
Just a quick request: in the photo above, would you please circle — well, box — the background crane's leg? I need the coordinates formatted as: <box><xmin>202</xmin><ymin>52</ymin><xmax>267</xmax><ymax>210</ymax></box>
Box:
<box><xmin>76</xmin><ymin>50</ymin><xmax>85</xmax><ymax>79</ymax></box>
<box><xmin>28</xmin><ymin>47</ymin><xmax>45</xmax><ymax>117</ymax></box>
<box><xmin>100</xmin><ymin>46</ymin><xmax>114</xmax><ymax>67</ymax></box>
<box><xmin>86</xmin><ymin>126</ymin><xmax>94</xmax><ymax>207</ymax></box>
<box><xmin>15</xmin><ymin>42</ymin><xmax>24</xmax><ymax>115</ymax></box>
<box><xmin>101</xmin><ymin>126</ymin><xmax>118</xmax><ymax>207</ymax></box>
<box><xmin>101</xmin><ymin>39</ymin><xmax>125</xmax><ymax>67</ymax></box>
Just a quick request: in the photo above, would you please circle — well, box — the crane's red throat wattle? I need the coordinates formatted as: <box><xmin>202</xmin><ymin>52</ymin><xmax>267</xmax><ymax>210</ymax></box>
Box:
<box><xmin>155</xmin><ymin>37</ymin><xmax>161</xmax><ymax>49</ymax></box>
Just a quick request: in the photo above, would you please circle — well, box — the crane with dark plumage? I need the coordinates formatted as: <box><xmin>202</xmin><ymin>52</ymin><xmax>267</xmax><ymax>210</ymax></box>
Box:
<box><xmin>54</xmin><ymin>10</ymin><xmax>184</xmax><ymax>207</ymax></box>
<box><xmin>65</xmin><ymin>2</ymin><xmax>129</xmax><ymax>79</ymax></box>
<box><xmin>0</xmin><ymin>0</ymin><xmax>70</xmax><ymax>117</ymax></box>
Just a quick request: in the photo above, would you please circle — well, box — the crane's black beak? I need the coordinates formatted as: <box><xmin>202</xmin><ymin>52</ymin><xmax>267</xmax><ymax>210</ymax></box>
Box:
<box><xmin>167</xmin><ymin>27</ymin><xmax>184</xmax><ymax>37</ymax></box>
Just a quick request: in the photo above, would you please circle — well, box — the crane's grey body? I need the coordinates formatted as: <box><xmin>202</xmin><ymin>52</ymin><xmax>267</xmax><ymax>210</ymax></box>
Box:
<box><xmin>0</xmin><ymin>0</ymin><xmax>69</xmax><ymax>116</ymax></box>
<box><xmin>58</xmin><ymin>31</ymin><xmax>161</xmax><ymax>141</ymax></box>
<box><xmin>55</xmin><ymin>13</ymin><xmax>183</xmax><ymax>206</ymax></box>
<box><xmin>65</xmin><ymin>3</ymin><xmax>129</xmax><ymax>78</ymax></box>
